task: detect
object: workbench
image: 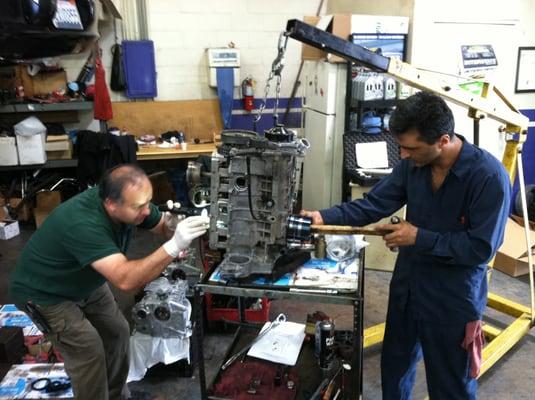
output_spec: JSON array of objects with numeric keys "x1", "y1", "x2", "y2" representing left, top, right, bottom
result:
[
  {"x1": 193, "y1": 252, "x2": 365, "y2": 399},
  {"x1": 136, "y1": 143, "x2": 216, "y2": 161}
]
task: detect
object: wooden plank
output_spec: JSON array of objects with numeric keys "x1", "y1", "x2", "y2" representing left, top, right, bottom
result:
[
  {"x1": 110, "y1": 100, "x2": 223, "y2": 143},
  {"x1": 311, "y1": 224, "x2": 391, "y2": 236},
  {"x1": 136, "y1": 143, "x2": 216, "y2": 160}
]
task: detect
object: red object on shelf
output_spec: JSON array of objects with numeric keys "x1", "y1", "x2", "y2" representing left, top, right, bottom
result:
[{"x1": 205, "y1": 293, "x2": 271, "y2": 324}]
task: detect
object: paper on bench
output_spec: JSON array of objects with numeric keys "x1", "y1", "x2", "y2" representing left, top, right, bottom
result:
[
  {"x1": 355, "y1": 141, "x2": 389, "y2": 168},
  {"x1": 247, "y1": 321, "x2": 306, "y2": 366}
]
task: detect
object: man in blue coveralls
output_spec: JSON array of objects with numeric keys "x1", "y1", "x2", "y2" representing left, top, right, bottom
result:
[{"x1": 302, "y1": 91, "x2": 511, "y2": 399}]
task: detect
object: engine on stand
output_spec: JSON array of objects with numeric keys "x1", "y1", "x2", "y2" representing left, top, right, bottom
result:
[
  {"x1": 208, "y1": 126, "x2": 309, "y2": 279},
  {"x1": 132, "y1": 274, "x2": 191, "y2": 339}
]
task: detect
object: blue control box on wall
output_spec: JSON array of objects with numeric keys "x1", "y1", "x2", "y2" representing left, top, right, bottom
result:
[{"x1": 122, "y1": 40, "x2": 157, "y2": 99}]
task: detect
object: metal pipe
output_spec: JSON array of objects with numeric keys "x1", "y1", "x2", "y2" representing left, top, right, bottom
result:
[{"x1": 516, "y1": 146, "x2": 535, "y2": 322}]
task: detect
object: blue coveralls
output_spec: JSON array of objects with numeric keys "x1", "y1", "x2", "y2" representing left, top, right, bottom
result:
[{"x1": 320, "y1": 136, "x2": 511, "y2": 399}]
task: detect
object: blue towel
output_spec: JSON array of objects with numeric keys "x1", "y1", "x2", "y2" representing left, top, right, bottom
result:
[{"x1": 216, "y1": 67, "x2": 234, "y2": 129}]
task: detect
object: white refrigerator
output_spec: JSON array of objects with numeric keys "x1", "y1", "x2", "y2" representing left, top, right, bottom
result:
[{"x1": 301, "y1": 60, "x2": 348, "y2": 211}]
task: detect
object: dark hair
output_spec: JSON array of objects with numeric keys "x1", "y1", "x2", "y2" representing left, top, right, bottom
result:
[
  {"x1": 98, "y1": 164, "x2": 148, "y2": 202},
  {"x1": 389, "y1": 91, "x2": 455, "y2": 144}
]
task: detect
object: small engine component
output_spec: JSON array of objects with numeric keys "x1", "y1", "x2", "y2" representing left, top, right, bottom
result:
[
  {"x1": 132, "y1": 277, "x2": 191, "y2": 338},
  {"x1": 315, "y1": 320, "x2": 335, "y2": 370}
]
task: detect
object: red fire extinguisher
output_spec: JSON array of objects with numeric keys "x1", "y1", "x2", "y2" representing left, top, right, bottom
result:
[{"x1": 241, "y1": 77, "x2": 255, "y2": 111}]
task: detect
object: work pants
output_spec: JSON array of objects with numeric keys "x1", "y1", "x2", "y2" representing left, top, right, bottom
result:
[
  {"x1": 20, "y1": 284, "x2": 130, "y2": 400},
  {"x1": 381, "y1": 300, "x2": 477, "y2": 400}
]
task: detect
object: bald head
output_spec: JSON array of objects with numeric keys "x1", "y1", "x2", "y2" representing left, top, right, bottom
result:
[{"x1": 98, "y1": 164, "x2": 149, "y2": 203}]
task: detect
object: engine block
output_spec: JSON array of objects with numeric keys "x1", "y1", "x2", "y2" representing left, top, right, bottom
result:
[{"x1": 209, "y1": 128, "x2": 308, "y2": 279}]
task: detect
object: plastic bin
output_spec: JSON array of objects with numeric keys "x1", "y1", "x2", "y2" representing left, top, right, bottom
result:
[{"x1": 205, "y1": 293, "x2": 270, "y2": 324}]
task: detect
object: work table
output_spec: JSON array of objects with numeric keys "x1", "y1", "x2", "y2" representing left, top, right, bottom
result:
[{"x1": 136, "y1": 143, "x2": 216, "y2": 160}]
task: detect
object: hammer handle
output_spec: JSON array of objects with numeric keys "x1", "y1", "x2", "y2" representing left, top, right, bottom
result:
[{"x1": 311, "y1": 224, "x2": 391, "y2": 236}]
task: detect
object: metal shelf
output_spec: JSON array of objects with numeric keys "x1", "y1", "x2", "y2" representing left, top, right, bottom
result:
[
  {"x1": 349, "y1": 98, "x2": 400, "y2": 109},
  {"x1": 0, "y1": 159, "x2": 77, "y2": 172},
  {"x1": 194, "y1": 251, "x2": 365, "y2": 399},
  {"x1": 0, "y1": 101, "x2": 93, "y2": 114}
]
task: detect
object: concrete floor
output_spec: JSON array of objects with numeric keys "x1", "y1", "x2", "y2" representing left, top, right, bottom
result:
[{"x1": 2, "y1": 223, "x2": 535, "y2": 399}]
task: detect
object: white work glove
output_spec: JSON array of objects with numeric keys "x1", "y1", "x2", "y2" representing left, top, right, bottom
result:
[
  {"x1": 163, "y1": 211, "x2": 185, "y2": 231},
  {"x1": 163, "y1": 200, "x2": 183, "y2": 231},
  {"x1": 163, "y1": 215, "x2": 210, "y2": 258}
]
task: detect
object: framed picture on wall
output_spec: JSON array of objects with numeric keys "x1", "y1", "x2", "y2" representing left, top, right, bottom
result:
[{"x1": 515, "y1": 47, "x2": 535, "y2": 93}]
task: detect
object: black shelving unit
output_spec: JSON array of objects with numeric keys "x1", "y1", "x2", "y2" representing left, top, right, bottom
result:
[
  {"x1": 0, "y1": 101, "x2": 93, "y2": 114},
  {"x1": 0, "y1": 159, "x2": 77, "y2": 172},
  {"x1": 342, "y1": 64, "x2": 403, "y2": 201},
  {"x1": 193, "y1": 250, "x2": 365, "y2": 400},
  {"x1": 350, "y1": 98, "x2": 400, "y2": 129}
]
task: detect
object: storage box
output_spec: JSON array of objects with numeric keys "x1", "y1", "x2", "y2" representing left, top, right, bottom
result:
[
  {"x1": 16, "y1": 133, "x2": 46, "y2": 165},
  {"x1": 0, "y1": 137, "x2": 18, "y2": 166},
  {"x1": 301, "y1": 14, "x2": 410, "y2": 63},
  {"x1": 6, "y1": 197, "x2": 32, "y2": 222},
  {"x1": 34, "y1": 191, "x2": 62, "y2": 228},
  {"x1": 0, "y1": 65, "x2": 67, "y2": 97},
  {"x1": 0, "y1": 219, "x2": 20, "y2": 240},
  {"x1": 205, "y1": 294, "x2": 270, "y2": 325},
  {"x1": 302, "y1": 14, "x2": 351, "y2": 63},
  {"x1": 45, "y1": 138, "x2": 73, "y2": 160},
  {"x1": 494, "y1": 217, "x2": 535, "y2": 277}
]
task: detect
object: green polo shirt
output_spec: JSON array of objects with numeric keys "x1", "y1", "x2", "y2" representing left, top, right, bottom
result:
[{"x1": 9, "y1": 186, "x2": 161, "y2": 305}]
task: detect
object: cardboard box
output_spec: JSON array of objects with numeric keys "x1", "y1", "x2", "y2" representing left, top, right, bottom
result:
[
  {"x1": 0, "y1": 137, "x2": 18, "y2": 166},
  {"x1": 301, "y1": 14, "x2": 410, "y2": 63},
  {"x1": 34, "y1": 191, "x2": 61, "y2": 228},
  {"x1": 0, "y1": 196, "x2": 9, "y2": 220},
  {"x1": 302, "y1": 14, "x2": 351, "y2": 63},
  {"x1": 0, "y1": 66, "x2": 20, "y2": 92},
  {"x1": 26, "y1": 70, "x2": 67, "y2": 97},
  {"x1": 0, "y1": 65, "x2": 67, "y2": 97},
  {"x1": 5, "y1": 197, "x2": 32, "y2": 222},
  {"x1": 0, "y1": 219, "x2": 20, "y2": 240},
  {"x1": 494, "y1": 217, "x2": 535, "y2": 277},
  {"x1": 16, "y1": 133, "x2": 46, "y2": 165},
  {"x1": 45, "y1": 138, "x2": 73, "y2": 160}
]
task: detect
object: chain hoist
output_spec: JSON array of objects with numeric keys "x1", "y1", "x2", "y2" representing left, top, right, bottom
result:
[{"x1": 254, "y1": 31, "x2": 290, "y2": 131}]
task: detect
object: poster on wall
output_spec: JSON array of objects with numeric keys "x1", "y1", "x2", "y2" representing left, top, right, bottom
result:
[
  {"x1": 515, "y1": 47, "x2": 535, "y2": 93},
  {"x1": 460, "y1": 44, "x2": 498, "y2": 77}
]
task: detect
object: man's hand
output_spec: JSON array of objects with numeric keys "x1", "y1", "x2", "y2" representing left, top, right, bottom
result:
[
  {"x1": 163, "y1": 216, "x2": 210, "y2": 257},
  {"x1": 377, "y1": 219, "x2": 418, "y2": 249},
  {"x1": 300, "y1": 209, "x2": 324, "y2": 225},
  {"x1": 163, "y1": 211, "x2": 185, "y2": 232}
]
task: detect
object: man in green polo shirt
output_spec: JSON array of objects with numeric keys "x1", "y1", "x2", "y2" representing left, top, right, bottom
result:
[{"x1": 9, "y1": 164, "x2": 209, "y2": 400}]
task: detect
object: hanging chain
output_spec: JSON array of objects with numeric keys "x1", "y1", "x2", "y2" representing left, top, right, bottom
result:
[{"x1": 254, "y1": 32, "x2": 289, "y2": 126}]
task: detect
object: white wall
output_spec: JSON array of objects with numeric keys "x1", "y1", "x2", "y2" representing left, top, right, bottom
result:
[
  {"x1": 62, "y1": 0, "x2": 326, "y2": 103},
  {"x1": 410, "y1": 0, "x2": 535, "y2": 158},
  {"x1": 58, "y1": 0, "x2": 535, "y2": 137}
]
